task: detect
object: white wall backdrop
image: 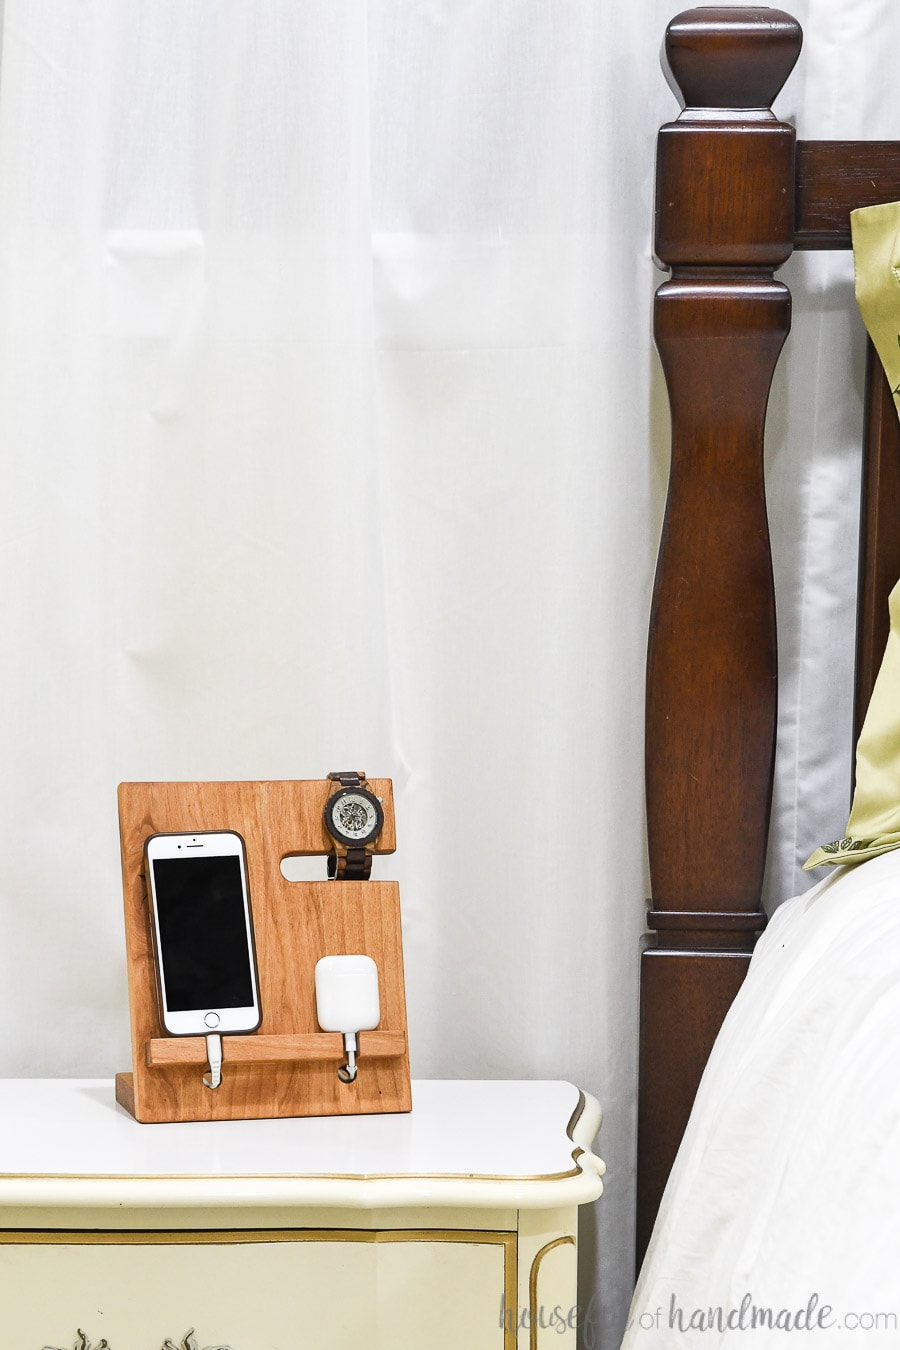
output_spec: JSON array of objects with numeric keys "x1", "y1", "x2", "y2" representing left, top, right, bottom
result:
[{"x1": 0, "y1": 1, "x2": 895, "y2": 1346}]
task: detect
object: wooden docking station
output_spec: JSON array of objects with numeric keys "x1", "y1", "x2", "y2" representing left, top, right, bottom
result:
[{"x1": 116, "y1": 777, "x2": 411, "y2": 1123}]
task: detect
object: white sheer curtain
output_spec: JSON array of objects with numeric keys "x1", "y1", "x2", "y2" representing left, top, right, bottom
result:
[
  {"x1": 0, "y1": 0, "x2": 891, "y2": 1345},
  {"x1": 764, "y1": 0, "x2": 900, "y2": 907}
]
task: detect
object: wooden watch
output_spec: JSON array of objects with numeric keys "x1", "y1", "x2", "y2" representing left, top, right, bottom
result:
[{"x1": 323, "y1": 771, "x2": 384, "y2": 880}]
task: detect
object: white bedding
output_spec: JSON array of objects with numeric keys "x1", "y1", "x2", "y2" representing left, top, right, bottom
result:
[{"x1": 623, "y1": 851, "x2": 900, "y2": 1346}]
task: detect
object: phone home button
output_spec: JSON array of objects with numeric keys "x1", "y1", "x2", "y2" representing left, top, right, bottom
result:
[{"x1": 204, "y1": 1011, "x2": 220, "y2": 1029}]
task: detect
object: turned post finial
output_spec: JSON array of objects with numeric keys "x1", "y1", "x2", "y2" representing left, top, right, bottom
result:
[
  {"x1": 664, "y1": 7, "x2": 802, "y2": 110},
  {"x1": 639, "y1": 4, "x2": 804, "y2": 1269}
]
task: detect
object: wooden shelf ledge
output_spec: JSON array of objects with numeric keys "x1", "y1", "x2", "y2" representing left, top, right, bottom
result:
[{"x1": 145, "y1": 1030, "x2": 406, "y2": 1069}]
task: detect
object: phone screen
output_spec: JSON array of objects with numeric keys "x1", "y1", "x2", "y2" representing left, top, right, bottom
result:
[{"x1": 152, "y1": 854, "x2": 255, "y2": 1012}]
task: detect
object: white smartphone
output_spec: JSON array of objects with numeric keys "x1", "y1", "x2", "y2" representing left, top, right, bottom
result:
[{"x1": 144, "y1": 830, "x2": 262, "y2": 1037}]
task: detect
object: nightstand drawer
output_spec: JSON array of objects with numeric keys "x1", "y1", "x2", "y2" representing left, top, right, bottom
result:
[{"x1": 1, "y1": 1229, "x2": 514, "y2": 1349}]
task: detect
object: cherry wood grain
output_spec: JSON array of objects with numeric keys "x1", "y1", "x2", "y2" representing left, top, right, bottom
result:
[
  {"x1": 656, "y1": 127, "x2": 795, "y2": 268},
  {"x1": 146, "y1": 1030, "x2": 407, "y2": 1068},
  {"x1": 649, "y1": 277, "x2": 787, "y2": 907},
  {"x1": 116, "y1": 779, "x2": 411, "y2": 1123},
  {"x1": 637, "y1": 949, "x2": 753, "y2": 1261},
  {"x1": 795, "y1": 142, "x2": 900, "y2": 250},
  {"x1": 640, "y1": 6, "x2": 800, "y2": 1267},
  {"x1": 664, "y1": 7, "x2": 801, "y2": 109}
]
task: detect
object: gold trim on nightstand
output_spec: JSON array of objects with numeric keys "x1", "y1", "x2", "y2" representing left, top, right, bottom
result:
[
  {"x1": 2, "y1": 1227, "x2": 516, "y2": 1246},
  {"x1": 1, "y1": 1164, "x2": 585, "y2": 1182},
  {"x1": 2, "y1": 1091, "x2": 594, "y2": 1188},
  {"x1": 528, "y1": 1235, "x2": 576, "y2": 1350}
]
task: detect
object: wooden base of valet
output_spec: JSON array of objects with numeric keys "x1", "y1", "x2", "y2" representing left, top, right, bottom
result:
[
  {"x1": 114, "y1": 1022, "x2": 410, "y2": 1123},
  {"x1": 117, "y1": 779, "x2": 411, "y2": 1124}
]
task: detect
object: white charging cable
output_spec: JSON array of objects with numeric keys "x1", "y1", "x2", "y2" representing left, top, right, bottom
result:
[
  {"x1": 315, "y1": 955, "x2": 380, "y2": 1085},
  {"x1": 203, "y1": 1032, "x2": 223, "y2": 1090},
  {"x1": 337, "y1": 1031, "x2": 359, "y2": 1083}
]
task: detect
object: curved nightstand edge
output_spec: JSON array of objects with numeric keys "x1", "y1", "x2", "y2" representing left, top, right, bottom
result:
[
  {"x1": 0, "y1": 1081, "x2": 606, "y2": 1215},
  {"x1": 0, "y1": 1167, "x2": 604, "y2": 1214},
  {"x1": 569, "y1": 1090, "x2": 603, "y2": 1161}
]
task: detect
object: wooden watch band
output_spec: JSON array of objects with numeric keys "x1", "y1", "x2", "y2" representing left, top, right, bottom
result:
[
  {"x1": 327, "y1": 845, "x2": 373, "y2": 881},
  {"x1": 325, "y1": 770, "x2": 377, "y2": 880}
]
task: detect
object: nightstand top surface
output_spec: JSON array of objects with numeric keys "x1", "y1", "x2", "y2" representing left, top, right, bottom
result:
[{"x1": 0, "y1": 1078, "x2": 605, "y2": 1212}]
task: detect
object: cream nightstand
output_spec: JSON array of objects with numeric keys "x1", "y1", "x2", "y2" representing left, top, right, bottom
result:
[{"x1": 0, "y1": 1079, "x2": 604, "y2": 1349}]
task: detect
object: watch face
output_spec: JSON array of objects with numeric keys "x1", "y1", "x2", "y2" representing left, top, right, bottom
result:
[{"x1": 325, "y1": 788, "x2": 384, "y2": 844}]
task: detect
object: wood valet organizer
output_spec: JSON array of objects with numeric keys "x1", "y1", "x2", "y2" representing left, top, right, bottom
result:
[{"x1": 116, "y1": 778, "x2": 411, "y2": 1123}]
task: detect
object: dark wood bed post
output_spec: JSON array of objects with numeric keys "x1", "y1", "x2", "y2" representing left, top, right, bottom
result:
[{"x1": 638, "y1": 8, "x2": 802, "y2": 1264}]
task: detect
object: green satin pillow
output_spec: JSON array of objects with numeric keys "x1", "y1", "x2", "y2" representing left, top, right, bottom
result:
[
  {"x1": 805, "y1": 577, "x2": 900, "y2": 869},
  {"x1": 805, "y1": 201, "x2": 900, "y2": 869}
]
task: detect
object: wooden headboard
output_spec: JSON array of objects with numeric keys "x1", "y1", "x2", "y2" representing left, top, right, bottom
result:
[{"x1": 639, "y1": 5, "x2": 900, "y2": 1263}]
